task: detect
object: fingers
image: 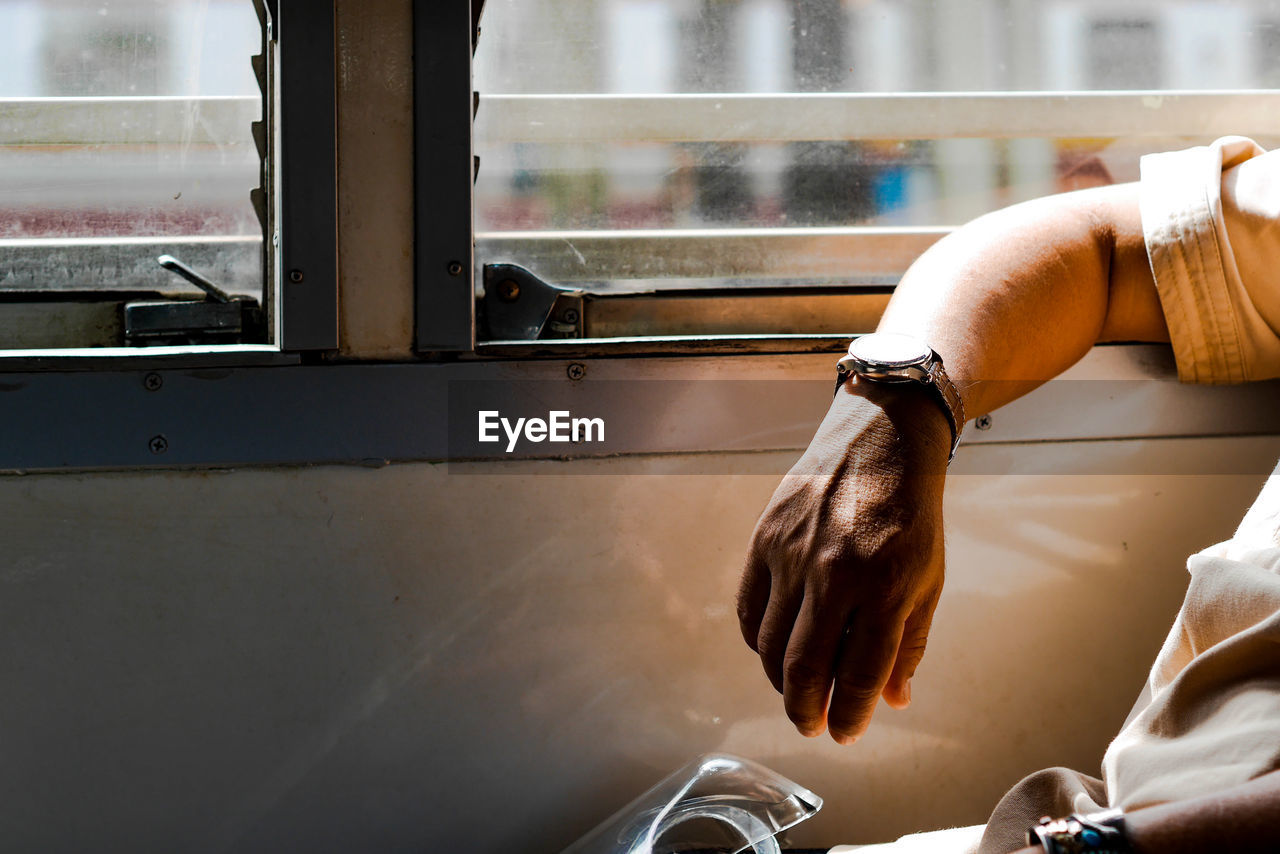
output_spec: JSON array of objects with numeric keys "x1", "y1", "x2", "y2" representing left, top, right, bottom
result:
[
  {"x1": 735, "y1": 552, "x2": 771, "y2": 652},
  {"x1": 781, "y1": 595, "x2": 848, "y2": 737},
  {"x1": 755, "y1": 587, "x2": 802, "y2": 695},
  {"x1": 883, "y1": 587, "x2": 940, "y2": 710},
  {"x1": 827, "y1": 608, "x2": 906, "y2": 744}
]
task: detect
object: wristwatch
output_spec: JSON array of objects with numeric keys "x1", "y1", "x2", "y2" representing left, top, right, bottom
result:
[
  {"x1": 1027, "y1": 809, "x2": 1131, "y2": 854},
  {"x1": 835, "y1": 333, "x2": 966, "y2": 460}
]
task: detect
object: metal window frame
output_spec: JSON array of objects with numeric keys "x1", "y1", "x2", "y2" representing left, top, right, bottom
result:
[
  {"x1": 0, "y1": 345, "x2": 1278, "y2": 473},
  {"x1": 5, "y1": 6, "x2": 1280, "y2": 470},
  {"x1": 476, "y1": 227, "x2": 949, "y2": 285},
  {"x1": 0, "y1": 96, "x2": 261, "y2": 145},
  {"x1": 413, "y1": 0, "x2": 477, "y2": 354},
  {"x1": 277, "y1": 0, "x2": 339, "y2": 352},
  {"x1": 476, "y1": 90, "x2": 1280, "y2": 143}
]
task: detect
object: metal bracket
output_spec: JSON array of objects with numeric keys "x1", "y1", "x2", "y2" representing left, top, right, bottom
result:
[
  {"x1": 481, "y1": 264, "x2": 584, "y2": 341},
  {"x1": 123, "y1": 256, "x2": 265, "y2": 346}
]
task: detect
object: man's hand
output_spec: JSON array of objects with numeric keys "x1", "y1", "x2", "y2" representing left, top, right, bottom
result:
[
  {"x1": 737, "y1": 378, "x2": 951, "y2": 743},
  {"x1": 736, "y1": 183, "x2": 1162, "y2": 744}
]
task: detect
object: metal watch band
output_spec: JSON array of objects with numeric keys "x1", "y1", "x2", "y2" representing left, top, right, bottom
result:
[
  {"x1": 924, "y1": 359, "x2": 966, "y2": 452},
  {"x1": 835, "y1": 350, "x2": 966, "y2": 461},
  {"x1": 1027, "y1": 810, "x2": 1131, "y2": 854}
]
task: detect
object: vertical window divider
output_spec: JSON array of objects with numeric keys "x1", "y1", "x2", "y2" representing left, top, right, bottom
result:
[
  {"x1": 413, "y1": 0, "x2": 478, "y2": 354},
  {"x1": 277, "y1": 0, "x2": 339, "y2": 352}
]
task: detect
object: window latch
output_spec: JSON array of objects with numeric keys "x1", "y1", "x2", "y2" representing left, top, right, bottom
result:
[
  {"x1": 480, "y1": 264, "x2": 584, "y2": 341},
  {"x1": 122, "y1": 255, "x2": 266, "y2": 346}
]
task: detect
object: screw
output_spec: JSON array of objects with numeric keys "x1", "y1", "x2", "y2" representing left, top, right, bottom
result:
[
  {"x1": 148, "y1": 435, "x2": 169, "y2": 455},
  {"x1": 567, "y1": 363, "x2": 586, "y2": 381},
  {"x1": 562, "y1": 308, "x2": 580, "y2": 325},
  {"x1": 143, "y1": 373, "x2": 163, "y2": 392},
  {"x1": 497, "y1": 279, "x2": 520, "y2": 302},
  {"x1": 447, "y1": 261, "x2": 465, "y2": 276},
  {"x1": 974, "y1": 414, "x2": 993, "y2": 431},
  {"x1": 289, "y1": 269, "x2": 304, "y2": 283}
]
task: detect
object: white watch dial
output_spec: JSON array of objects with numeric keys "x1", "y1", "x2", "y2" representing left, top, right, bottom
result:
[{"x1": 849, "y1": 333, "x2": 932, "y2": 368}]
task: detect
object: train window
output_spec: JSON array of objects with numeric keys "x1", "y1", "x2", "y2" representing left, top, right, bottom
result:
[
  {"x1": 0, "y1": 0, "x2": 269, "y2": 351},
  {"x1": 0, "y1": 0, "x2": 335, "y2": 357},
  {"x1": 471, "y1": 0, "x2": 1280, "y2": 344}
]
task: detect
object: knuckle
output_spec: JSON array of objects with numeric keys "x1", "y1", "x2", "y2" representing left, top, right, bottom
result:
[
  {"x1": 815, "y1": 539, "x2": 862, "y2": 573},
  {"x1": 814, "y1": 545, "x2": 915, "y2": 600},
  {"x1": 755, "y1": 633, "x2": 784, "y2": 666},
  {"x1": 833, "y1": 673, "x2": 883, "y2": 707},
  {"x1": 898, "y1": 634, "x2": 929, "y2": 659},
  {"x1": 782, "y1": 654, "x2": 829, "y2": 692}
]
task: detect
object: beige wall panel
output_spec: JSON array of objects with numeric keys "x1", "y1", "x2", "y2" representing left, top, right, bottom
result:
[
  {"x1": 0, "y1": 438, "x2": 1275, "y2": 851},
  {"x1": 335, "y1": 0, "x2": 415, "y2": 359}
]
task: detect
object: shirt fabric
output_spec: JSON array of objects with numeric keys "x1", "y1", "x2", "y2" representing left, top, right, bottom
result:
[{"x1": 835, "y1": 137, "x2": 1280, "y2": 854}]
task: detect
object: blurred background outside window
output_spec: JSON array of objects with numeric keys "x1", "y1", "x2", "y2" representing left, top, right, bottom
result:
[
  {"x1": 0, "y1": 0, "x2": 263, "y2": 299},
  {"x1": 474, "y1": 0, "x2": 1280, "y2": 292},
  {"x1": 4, "y1": 2, "x2": 1279, "y2": 309}
]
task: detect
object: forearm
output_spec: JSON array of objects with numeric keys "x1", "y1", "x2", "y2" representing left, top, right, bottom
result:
[
  {"x1": 1012, "y1": 768, "x2": 1280, "y2": 854},
  {"x1": 879, "y1": 182, "x2": 1168, "y2": 419},
  {"x1": 1126, "y1": 769, "x2": 1280, "y2": 854},
  {"x1": 739, "y1": 183, "x2": 1172, "y2": 742}
]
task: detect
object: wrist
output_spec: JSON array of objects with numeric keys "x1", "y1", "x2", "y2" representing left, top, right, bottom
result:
[
  {"x1": 825, "y1": 374, "x2": 953, "y2": 473},
  {"x1": 835, "y1": 333, "x2": 965, "y2": 460},
  {"x1": 1027, "y1": 809, "x2": 1132, "y2": 854}
]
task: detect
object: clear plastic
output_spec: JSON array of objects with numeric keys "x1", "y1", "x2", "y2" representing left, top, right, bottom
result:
[{"x1": 563, "y1": 753, "x2": 823, "y2": 854}]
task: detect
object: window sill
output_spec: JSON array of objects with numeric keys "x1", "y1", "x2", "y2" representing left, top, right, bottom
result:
[{"x1": 0, "y1": 345, "x2": 297, "y2": 373}]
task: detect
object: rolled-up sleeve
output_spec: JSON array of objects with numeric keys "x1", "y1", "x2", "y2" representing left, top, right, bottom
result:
[{"x1": 1141, "y1": 136, "x2": 1280, "y2": 383}]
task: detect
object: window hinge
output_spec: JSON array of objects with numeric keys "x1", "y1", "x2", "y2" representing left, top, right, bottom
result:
[{"x1": 480, "y1": 264, "x2": 584, "y2": 341}]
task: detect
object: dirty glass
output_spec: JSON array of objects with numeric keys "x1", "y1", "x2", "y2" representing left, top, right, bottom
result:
[
  {"x1": 474, "y1": 0, "x2": 1280, "y2": 290},
  {"x1": 0, "y1": 0, "x2": 264, "y2": 300}
]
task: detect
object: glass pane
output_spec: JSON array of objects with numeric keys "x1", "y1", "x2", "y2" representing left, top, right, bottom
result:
[
  {"x1": 478, "y1": 134, "x2": 1280, "y2": 234},
  {"x1": 476, "y1": 0, "x2": 1280, "y2": 95},
  {"x1": 0, "y1": 0, "x2": 263, "y2": 301},
  {"x1": 474, "y1": 0, "x2": 1280, "y2": 308}
]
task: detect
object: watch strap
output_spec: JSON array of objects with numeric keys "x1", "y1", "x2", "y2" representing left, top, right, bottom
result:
[
  {"x1": 924, "y1": 359, "x2": 965, "y2": 455},
  {"x1": 1027, "y1": 809, "x2": 1130, "y2": 854},
  {"x1": 835, "y1": 350, "x2": 966, "y2": 461}
]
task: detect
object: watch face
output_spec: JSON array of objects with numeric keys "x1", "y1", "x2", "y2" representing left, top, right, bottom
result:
[{"x1": 849, "y1": 333, "x2": 932, "y2": 368}]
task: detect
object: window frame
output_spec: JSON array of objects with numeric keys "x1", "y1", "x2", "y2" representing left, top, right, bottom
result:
[
  {"x1": 277, "y1": 0, "x2": 339, "y2": 352},
  {"x1": 460, "y1": 2, "x2": 1280, "y2": 353},
  {"x1": 466, "y1": 89, "x2": 1280, "y2": 352},
  {"x1": 3, "y1": 1, "x2": 1280, "y2": 474},
  {"x1": 413, "y1": 0, "x2": 478, "y2": 354},
  {"x1": 0, "y1": 0, "x2": 338, "y2": 362}
]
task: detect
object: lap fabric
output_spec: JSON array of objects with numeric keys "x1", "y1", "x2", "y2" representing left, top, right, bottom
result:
[{"x1": 976, "y1": 466, "x2": 1280, "y2": 853}]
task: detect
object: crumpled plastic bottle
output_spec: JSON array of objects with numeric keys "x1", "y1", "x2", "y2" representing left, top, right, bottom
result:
[{"x1": 562, "y1": 753, "x2": 824, "y2": 854}]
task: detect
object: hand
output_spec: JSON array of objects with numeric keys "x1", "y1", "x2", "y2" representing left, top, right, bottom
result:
[{"x1": 737, "y1": 377, "x2": 951, "y2": 743}]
